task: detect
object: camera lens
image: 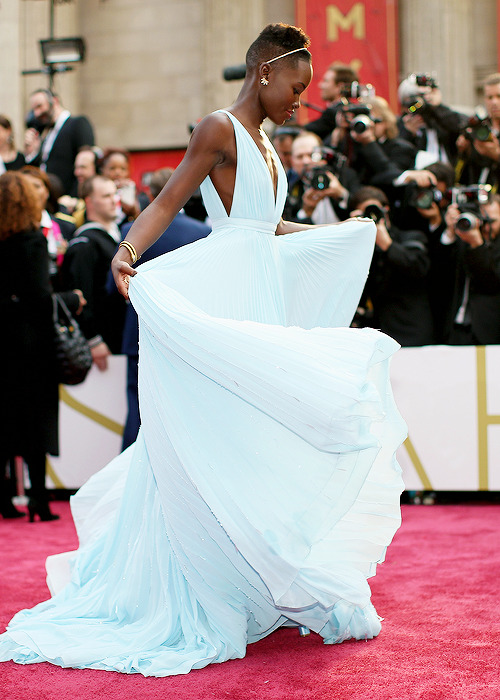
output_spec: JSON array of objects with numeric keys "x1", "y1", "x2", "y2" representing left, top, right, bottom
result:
[
  {"x1": 474, "y1": 124, "x2": 491, "y2": 142},
  {"x1": 310, "y1": 172, "x2": 329, "y2": 190},
  {"x1": 350, "y1": 115, "x2": 371, "y2": 134},
  {"x1": 415, "y1": 190, "x2": 435, "y2": 209},
  {"x1": 455, "y1": 213, "x2": 477, "y2": 232}
]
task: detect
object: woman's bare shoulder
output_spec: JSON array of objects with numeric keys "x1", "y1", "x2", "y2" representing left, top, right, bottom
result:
[{"x1": 188, "y1": 111, "x2": 234, "y2": 151}]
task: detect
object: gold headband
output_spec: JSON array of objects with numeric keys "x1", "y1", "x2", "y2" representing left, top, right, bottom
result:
[{"x1": 265, "y1": 47, "x2": 310, "y2": 64}]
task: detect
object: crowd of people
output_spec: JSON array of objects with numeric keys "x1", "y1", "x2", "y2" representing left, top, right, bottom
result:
[
  {"x1": 275, "y1": 64, "x2": 500, "y2": 348},
  {"x1": 2, "y1": 65, "x2": 499, "y2": 518},
  {"x1": 0, "y1": 88, "x2": 210, "y2": 521}
]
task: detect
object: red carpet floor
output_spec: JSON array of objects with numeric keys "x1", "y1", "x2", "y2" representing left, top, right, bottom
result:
[{"x1": 1, "y1": 503, "x2": 499, "y2": 700}]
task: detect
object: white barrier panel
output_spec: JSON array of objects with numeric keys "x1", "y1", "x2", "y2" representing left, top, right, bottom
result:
[
  {"x1": 47, "y1": 357, "x2": 127, "y2": 490},
  {"x1": 47, "y1": 348, "x2": 500, "y2": 491},
  {"x1": 392, "y1": 345, "x2": 500, "y2": 492}
]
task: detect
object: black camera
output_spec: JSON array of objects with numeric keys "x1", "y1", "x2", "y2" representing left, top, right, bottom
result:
[
  {"x1": 414, "y1": 73, "x2": 438, "y2": 89},
  {"x1": 463, "y1": 107, "x2": 492, "y2": 142},
  {"x1": 363, "y1": 203, "x2": 385, "y2": 224},
  {"x1": 452, "y1": 184, "x2": 491, "y2": 231},
  {"x1": 402, "y1": 74, "x2": 438, "y2": 119},
  {"x1": 340, "y1": 102, "x2": 375, "y2": 134},
  {"x1": 407, "y1": 186, "x2": 447, "y2": 210},
  {"x1": 304, "y1": 147, "x2": 347, "y2": 190}
]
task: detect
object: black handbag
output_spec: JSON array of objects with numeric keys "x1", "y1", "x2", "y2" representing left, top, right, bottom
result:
[{"x1": 52, "y1": 294, "x2": 92, "y2": 385}]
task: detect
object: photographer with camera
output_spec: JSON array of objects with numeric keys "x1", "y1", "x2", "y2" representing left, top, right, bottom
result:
[
  {"x1": 304, "y1": 64, "x2": 359, "y2": 140},
  {"x1": 338, "y1": 96, "x2": 438, "y2": 227},
  {"x1": 283, "y1": 131, "x2": 360, "y2": 224},
  {"x1": 397, "y1": 73, "x2": 466, "y2": 168},
  {"x1": 350, "y1": 186, "x2": 434, "y2": 346},
  {"x1": 405, "y1": 161, "x2": 455, "y2": 236},
  {"x1": 455, "y1": 73, "x2": 500, "y2": 189},
  {"x1": 436, "y1": 189, "x2": 500, "y2": 345}
]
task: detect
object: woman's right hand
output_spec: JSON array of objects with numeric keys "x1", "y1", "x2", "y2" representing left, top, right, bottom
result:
[{"x1": 112, "y1": 256, "x2": 137, "y2": 300}]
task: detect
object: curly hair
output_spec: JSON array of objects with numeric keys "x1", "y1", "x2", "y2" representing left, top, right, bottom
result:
[
  {"x1": 246, "y1": 23, "x2": 311, "y2": 70},
  {"x1": 0, "y1": 172, "x2": 42, "y2": 240}
]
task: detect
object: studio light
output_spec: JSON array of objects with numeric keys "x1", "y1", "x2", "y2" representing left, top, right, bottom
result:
[{"x1": 40, "y1": 37, "x2": 86, "y2": 65}]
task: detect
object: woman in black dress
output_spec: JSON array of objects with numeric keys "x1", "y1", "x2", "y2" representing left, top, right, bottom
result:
[{"x1": 0, "y1": 172, "x2": 82, "y2": 521}]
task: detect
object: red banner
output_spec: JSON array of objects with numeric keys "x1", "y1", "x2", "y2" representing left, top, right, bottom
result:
[{"x1": 295, "y1": 0, "x2": 399, "y2": 119}]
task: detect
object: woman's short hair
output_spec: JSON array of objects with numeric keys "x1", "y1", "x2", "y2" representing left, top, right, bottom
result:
[
  {"x1": 246, "y1": 23, "x2": 311, "y2": 70},
  {"x1": 0, "y1": 172, "x2": 42, "y2": 240}
]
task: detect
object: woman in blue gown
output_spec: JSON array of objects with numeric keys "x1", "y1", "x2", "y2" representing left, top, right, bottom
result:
[{"x1": 0, "y1": 23, "x2": 406, "y2": 677}]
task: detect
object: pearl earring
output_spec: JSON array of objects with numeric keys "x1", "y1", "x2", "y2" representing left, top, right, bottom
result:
[{"x1": 260, "y1": 77, "x2": 269, "y2": 86}]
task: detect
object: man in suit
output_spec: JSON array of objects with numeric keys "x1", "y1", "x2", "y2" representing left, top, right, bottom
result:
[
  {"x1": 397, "y1": 73, "x2": 466, "y2": 168},
  {"x1": 119, "y1": 168, "x2": 211, "y2": 449},
  {"x1": 62, "y1": 175, "x2": 125, "y2": 370},
  {"x1": 455, "y1": 73, "x2": 500, "y2": 190},
  {"x1": 437, "y1": 193, "x2": 500, "y2": 345},
  {"x1": 24, "y1": 88, "x2": 95, "y2": 196},
  {"x1": 350, "y1": 186, "x2": 435, "y2": 347},
  {"x1": 283, "y1": 130, "x2": 360, "y2": 224}
]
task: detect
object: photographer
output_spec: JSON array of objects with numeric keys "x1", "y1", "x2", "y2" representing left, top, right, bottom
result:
[
  {"x1": 304, "y1": 64, "x2": 359, "y2": 140},
  {"x1": 342, "y1": 97, "x2": 438, "y2": 226},
  {"x1": 405, "y1": 161, "x2": 455, "y2": 238},
  {"x1": 283, "y1": 131, "x2": 360, "y2": 224},
  {"x1": 397, "y1": 73, "x2": 466, "y2": 167},
  {"x1": 437, "y1": 191, "x2": 500, "y2": 345},
  {"x1": 350, "y1": 186, "x2": 434, "y2": 346},
  {"x1": 455, "y1": 73, "x2": 500, "y2": 189}
]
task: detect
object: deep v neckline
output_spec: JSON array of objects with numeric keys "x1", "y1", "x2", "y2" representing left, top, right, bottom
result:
[{"x1": 224, "y1": 110, "x2": 279, "y2": 207}]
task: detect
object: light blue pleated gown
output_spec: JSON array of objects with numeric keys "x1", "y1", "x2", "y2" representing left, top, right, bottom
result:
[{"x1": 0, "y1": 110, "x2": 406, "y2": 676}]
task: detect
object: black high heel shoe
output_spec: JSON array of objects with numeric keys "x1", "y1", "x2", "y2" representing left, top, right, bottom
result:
[{"x1": 27, "y1": 499, "x2": 60, "y2": 522}]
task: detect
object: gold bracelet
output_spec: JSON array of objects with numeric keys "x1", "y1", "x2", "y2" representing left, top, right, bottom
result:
[{"x1": 119, "y1": 240, "x2": 141, "y2": 264}]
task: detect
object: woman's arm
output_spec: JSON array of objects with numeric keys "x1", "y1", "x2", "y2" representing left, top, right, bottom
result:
[
  {"x1": 276, "y1": 216, "x2": 370, "y2": 235},
  {"x1": 112, "y1": 113, "x2": 232, "y2": 297}
]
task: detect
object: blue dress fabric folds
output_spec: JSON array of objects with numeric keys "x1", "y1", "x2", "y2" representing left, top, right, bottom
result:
[{"x1": 0, "y1": 111, "x2": 406, "y2": 676}]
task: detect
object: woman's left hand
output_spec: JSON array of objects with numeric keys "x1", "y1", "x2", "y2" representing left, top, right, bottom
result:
[{"x1": 112, "y1": 256, "x2": 137, "y2": 300}]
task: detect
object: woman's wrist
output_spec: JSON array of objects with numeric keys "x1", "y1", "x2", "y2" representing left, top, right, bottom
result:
[{"x1": 118, "y1": 240, "x2": 141, "y2": 264}]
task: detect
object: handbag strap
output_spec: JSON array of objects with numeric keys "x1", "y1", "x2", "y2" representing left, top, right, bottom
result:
[{"x1": 53, "y1": 293, "x2": 74, "y2": 324}]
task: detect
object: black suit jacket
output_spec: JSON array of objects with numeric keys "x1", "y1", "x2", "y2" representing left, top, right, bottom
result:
[
  {"x1": 35, "y1": 115, "x2": 94, "y2": 196},
  {"x1": 360, "y1": 226, "x2": 435, "y2": 346},
  {"x1": 62, "y1": 223, "x2": 125, "y2": 352},
  {"x1": 304, "y1": 102, "x2": 343, "y2": 140},
  {"x1": 437, "y1": 235, "x2": 500, "y2": 344},
  {"x1": 397, "y1": 104, "x2": 467, "y2": 166}
]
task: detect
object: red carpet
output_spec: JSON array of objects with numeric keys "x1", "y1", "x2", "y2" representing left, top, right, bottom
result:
[{"x1": 1, "y1": 503, "x2": 499, "y2": 700}]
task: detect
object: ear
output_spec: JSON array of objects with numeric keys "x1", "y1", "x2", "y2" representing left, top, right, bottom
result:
[{"x1": 259, "y1": 63, "x2": 271, "y2": 84}]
